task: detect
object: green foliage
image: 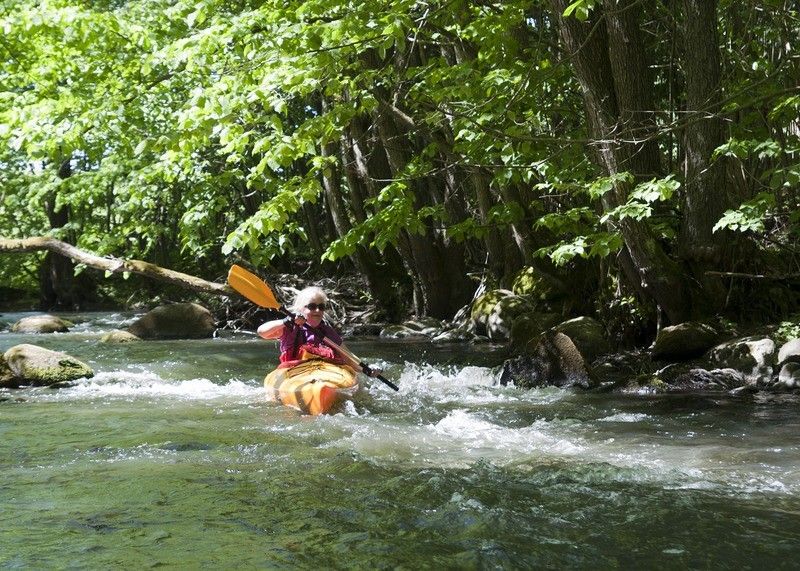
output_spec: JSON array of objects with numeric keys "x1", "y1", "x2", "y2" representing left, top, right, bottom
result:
[
  {"x1": 0, "y1": 0, "x2": 797, "y2": 321},
  {"x1": 600, "y1": 175, "x2": 680, "y2": 224},
  {"x1": 562, "y1": 0, "x2": 598, "y2": 21},
  {"x1": 775, "y1": 316, "x2": 800, "y2": 344},
  {"x1": 535, "y1": 232, "x2": 624, "y2": 267},
  {"x1": 713, "y1": 193, "x2": 776, "y2": 233}
]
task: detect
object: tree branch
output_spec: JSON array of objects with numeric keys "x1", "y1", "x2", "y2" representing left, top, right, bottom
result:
[{"x1": 0, "y1": 237, "x2": 236, "y2": 297}]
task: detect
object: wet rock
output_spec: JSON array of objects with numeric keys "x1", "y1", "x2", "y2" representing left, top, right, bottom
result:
[
  {"x1": 2, "y1": 343, "x2": 93, "y2": 387},
  {"x1": 99, "y1": 330, "x2": 141, "y2": 343},
  {"x1": 776, "y1": 363, "x2": 800, "y2": 390},
  {"x1": 500, "y1": 332, "x2": 591, "y2": 389},
  {"x1": 651, "y1": 322, "x2": 721, "y2": 360},
  {"x1": 777, "y1": 339, "x2": 800, "y2": 366},
  {"x1": 554, "y1": 316, "x2": 612, "y2": 363},
  {"x1": 667, "y1": 368, "x2": 748, "y2": 392},
  {"x1": 509, "y1": 312, "x2": 560, "y2": 349},
  {"x1": 126, "y1": 302, "x2": 215, "y2": 339},
  {"x1": 11, "y1": 315, "x2": 72, "y2": 334},
  {"x1": 707, "y1": 336, "x2": 775, "y2": 382}
]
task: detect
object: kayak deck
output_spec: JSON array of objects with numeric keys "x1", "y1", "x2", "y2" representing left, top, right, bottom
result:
[{"x1": 264, "y1": 359, "x2": 358, "y2": 415}]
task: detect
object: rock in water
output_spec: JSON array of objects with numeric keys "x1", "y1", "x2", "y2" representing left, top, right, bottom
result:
[
  {"x1": 2, "y1": 344, "x2": 93, "y2": 387},
  {"x1": 126, "y1": 303, "x2": 215, "y2": 339},
  {"x1": 11, "y1": 315, "x2": 71, "y2": 333}
]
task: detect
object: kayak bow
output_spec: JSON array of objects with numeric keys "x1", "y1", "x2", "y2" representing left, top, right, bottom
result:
[{"x1": 264, "y1": 358, "x2": 358, "y2": 415}]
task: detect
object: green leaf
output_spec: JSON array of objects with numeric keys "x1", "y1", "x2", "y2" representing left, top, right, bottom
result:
[{"x1": 713, "y1": 192, "x2": 776, "y2": 233}]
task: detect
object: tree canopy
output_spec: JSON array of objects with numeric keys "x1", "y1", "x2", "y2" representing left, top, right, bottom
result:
[{"x1": 1, "y1": 0, "x2": 798, "y2": 329}]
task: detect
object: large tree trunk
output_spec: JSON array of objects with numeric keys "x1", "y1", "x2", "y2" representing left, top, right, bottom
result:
[
  {"x1": 371, "y1": 98, "x2": 473, "y2": 318},
  {"x1": 677, "y1": 0, "x2": 733, "y2": 315},
  {"x1": 551, "y1": 0, "x2": 690, "y2": 324},
  {"x1": 319, "y1": 105, "x2": 407, "y2": 321},
  {"x1": 679, "y1": 0, "x2": 730, "y2": 265}
]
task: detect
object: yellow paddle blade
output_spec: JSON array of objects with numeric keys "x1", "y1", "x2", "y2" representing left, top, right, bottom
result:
[{"x1": 227, "y1": 264, "x2": 282, "y2": 309}]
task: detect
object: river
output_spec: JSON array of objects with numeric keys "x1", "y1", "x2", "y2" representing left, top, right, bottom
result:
[{"x1": 2, "y1": 311, "x2": 800, "y2": 568}]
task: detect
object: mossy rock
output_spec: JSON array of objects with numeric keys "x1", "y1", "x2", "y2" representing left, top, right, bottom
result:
[
  {"x1": 11, "y1": 315, "x2": 72, "y2": 334},
  {"x1": 3, "y1": 344, "x2": 94, "y2": 387},
  {"x1": 554, "y1": 316, "x2": 612, "y2": 362},
  {"x1": 470, "y1": 289, "x2": 515, "y2": 336},
  {"x1": 99, "y1": 330, "x2": 141, "y2": 343},
  {"x1": 471, "y1": 289, "x2": 515, "y2": 322},
  {"x1": 0, "y1": 356, "x2": 16, "y2": 388},
  {"x1": 511, "y1": 267, "x2": 563, "y2": 302},
  {"x1": 126, "y1": 302, "x2": 215, "y2": 339},
  {"x1": 509, "y1": 312, "x2": 561, "y2": 350},
  {"x1": 486, "y1": 295, "x2": 534, "y2": 341},
  {"x1": 651, "y1": 322, "x2": 721, "y2": 360}
]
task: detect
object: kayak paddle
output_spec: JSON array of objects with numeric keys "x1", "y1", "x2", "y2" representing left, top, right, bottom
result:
[{"x1": 227, "y1": 264, "x2": 399, "y2": 391}]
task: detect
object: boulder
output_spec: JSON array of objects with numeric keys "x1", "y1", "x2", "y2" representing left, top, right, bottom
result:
[
  {"x1": 11, "y1": 315, "x2": 71, "y2": 334},
  {"x1": 651, "y1": 322, "x2": 720, "y2": 360},
  {"x1": 509, "y1": 312, "x2": 560, "y2": 349},
  {"x1": 500, "y1": 331, "x2": 591, "y2": 389},
  {"x1": 553, "y1": 316, "x2": 612, "y2": 363},
  {"x1": 707, "y1": 336, "x2": 775, "y2": 382},
  {"x1": 2, "y1": 344, "x2": 93, "y2": 387},
  {"x1": 776, "y1": 363, "x2": 800, "y2": 390},
  {"x1": 99, "y1": 330, "x2": 141, "y2": 343},
  {"x1": 126, "y1": 303, "x2": 215, "y2": 339},
  {"x1": 511, "y1": 266, "x2": 565, "y2": 303},
  {"x1": 487, "y1": 295, "x2": 533, "y2": 341},
  {"x1": 777, "y1": 339, "x2": 800, "y2": 366},
  {"x1": 470, "y1": 289, "x2": 515, "y2": 336},
  {"x1": 667, "y1": 367, "x2": 748, "y2": 392}
]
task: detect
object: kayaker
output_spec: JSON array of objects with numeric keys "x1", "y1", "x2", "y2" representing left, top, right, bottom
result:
[{"x1": 257, "y1": 286, "x2": 366, "y2": 367}]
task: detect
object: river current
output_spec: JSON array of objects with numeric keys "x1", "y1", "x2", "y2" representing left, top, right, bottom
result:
[{"x1": 2, "y1": 312, "x2": 800, "y2": 568}]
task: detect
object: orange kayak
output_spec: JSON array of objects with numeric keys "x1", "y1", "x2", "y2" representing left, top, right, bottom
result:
[{"x1": 264, "y1": 358, "x2": 359, "y2": 415}]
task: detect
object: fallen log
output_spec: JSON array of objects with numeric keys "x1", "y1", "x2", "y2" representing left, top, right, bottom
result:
[{"x1": 0, "y1": 237, "x2": 235, "y2": 297}]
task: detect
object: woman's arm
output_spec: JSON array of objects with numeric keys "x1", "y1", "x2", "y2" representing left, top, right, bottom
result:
[
  {"x1": 257, "y1": 319, "x2": 286, "y2": 339},
  {"x1": 257, "y1": 315, "x2": 306, "y2": 339}
]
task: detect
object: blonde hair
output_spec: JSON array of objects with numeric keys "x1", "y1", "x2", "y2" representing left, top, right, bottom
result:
[{"x1": 291, "y1": 286, "x2": 328, "y2": 313}]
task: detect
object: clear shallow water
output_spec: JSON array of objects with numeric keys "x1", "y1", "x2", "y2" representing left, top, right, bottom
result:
[{"x1": 2, "y1": 312, "x2": 800, "y2": 568}]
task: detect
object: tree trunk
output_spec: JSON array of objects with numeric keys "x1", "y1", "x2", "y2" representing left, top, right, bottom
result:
[
  {"x1": 1, "y1": 237, "x2": 234, "y2": 297},
  {"x1": 322, "y1": 119, "x2": 403, "y2": 321},
  {"x1": 679, "y1": 0, "x2": 730, "y2": 266},
  {"x1": 39, "y1": 158, "x2": 82, "y2": 309},
  {"x1": 551, "y1": 0, "x2": 690, "y2": 324}
]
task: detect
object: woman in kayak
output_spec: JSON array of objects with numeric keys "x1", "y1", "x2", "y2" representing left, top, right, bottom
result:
[{"x1": 257, "y1": 286, "x2": 344, "y2": 363}]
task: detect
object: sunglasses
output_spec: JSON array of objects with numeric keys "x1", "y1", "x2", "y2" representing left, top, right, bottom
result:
[{"x1": 305, "y1": 303, "x2": 326, "y2": 311}]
